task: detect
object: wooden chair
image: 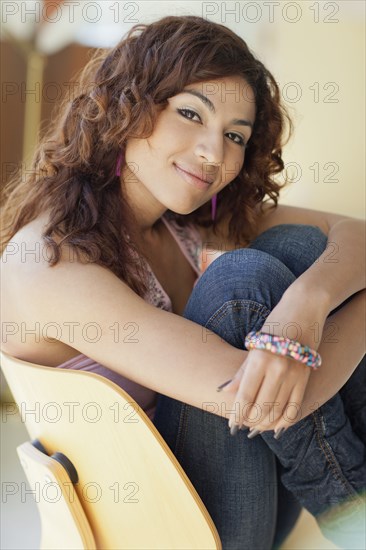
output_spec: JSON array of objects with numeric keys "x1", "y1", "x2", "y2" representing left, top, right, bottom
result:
[{"x1": 0, "y1": 351, "x2": 221, "y2": 549}]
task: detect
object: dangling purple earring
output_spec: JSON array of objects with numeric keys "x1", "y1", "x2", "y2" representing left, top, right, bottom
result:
[
  {"x1": 115, "y1": 151, "x2": 124, "y2": 177},
  {"x1": 211, "y1": 194, "x2": 217, "y2": 221}
]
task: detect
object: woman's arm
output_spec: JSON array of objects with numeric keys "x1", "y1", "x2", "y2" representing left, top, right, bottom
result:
[
  {"x1": 218, "y1": 208, "x2": 365, "y2": 432},
  {"x1": 203, "y1": 204, "x2": 365, "y2": 311},
  {"x1": 253, "y1": 204, "x2": 365, "y2": 311},
  {"x1": 5, "y1": 222, "x2": 364, "y2": 431},
  {"x1": 288, "y1": 217, "x2": 365, "y2": 313},
  {"x1": 223, "y1": 287, "x2": 365, "y2": 432},
  {"x1": 10, "y1": 244, "x2": 247, "y2": 417}
]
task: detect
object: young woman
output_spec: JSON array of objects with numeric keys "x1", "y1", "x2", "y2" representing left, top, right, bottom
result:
[{"x1": 1, "y1": 15, "x2": 365, "y2": 549}]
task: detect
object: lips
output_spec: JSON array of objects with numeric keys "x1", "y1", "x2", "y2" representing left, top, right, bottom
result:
[{"x1": 174, "y1": 163, "x2": 216, "y2": 189}]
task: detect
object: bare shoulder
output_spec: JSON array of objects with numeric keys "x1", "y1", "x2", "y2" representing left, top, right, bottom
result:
[
  {"x1": 1, "y1": 215, "x2": 152, "y2": 360},
  {"x1": 1, "y1": 214, "x2": 54, "y2": 282},
  {"x1": 1, "y1": 215, "x2": 146, "y2": 314}
]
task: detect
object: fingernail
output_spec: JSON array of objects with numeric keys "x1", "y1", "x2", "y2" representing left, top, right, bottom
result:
[
  {"x1": 217, "y1": 379, "x2": 233, "y2": 392},
  {"x1": 247, "y1": 428, "x2": 261, "y2": 439},
  {"x1": 230, "y1": 424, "x2": 239, "y2": 436},
  {"x1": 274, "y1": 427, "x2": 285, "y2": 440}
]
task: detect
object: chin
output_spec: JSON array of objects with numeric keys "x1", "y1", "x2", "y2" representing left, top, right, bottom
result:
[
  {"x1": 171, "y1": 204, "x2": 205, "y2": 217},
  {"x1": 163, "y1": 191, "x2": 208, "y2": 217}
]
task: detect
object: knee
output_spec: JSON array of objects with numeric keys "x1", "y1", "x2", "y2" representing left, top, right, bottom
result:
[
  {"x1": 250, "y1": 224, "x2": 328, "y2": 277},
  {"x1": 193, "y1": 248, "x2": 296, "y2": 309},
  {"x1": 209, "y1": 246, "x2": 295, "y2": 281},
  {"x1": 252, "y1": 223, "x2": 327, "y2": 251},
  {"x1": 272, "y1": 223, "x2": 325, "y2": 241},
  {"x1": 183, "y1": 249, "x2": 296, "y2": 345}
]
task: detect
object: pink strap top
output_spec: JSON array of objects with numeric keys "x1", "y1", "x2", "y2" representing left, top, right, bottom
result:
[{"x1": 56, "y1": 214, "x2": 203, "y2": 421}]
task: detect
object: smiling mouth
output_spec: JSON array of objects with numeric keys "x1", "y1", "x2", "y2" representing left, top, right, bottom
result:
[{"x1": 173, "y1": 163, "x2": 215, "y2": 190}]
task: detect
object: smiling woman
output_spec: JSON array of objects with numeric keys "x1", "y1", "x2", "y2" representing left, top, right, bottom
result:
[
  {"x1": 122, "y1": 76, "x2": 256, "y2": 223},
  {"x1": 1, "y1": 15, "x2": 365, "y2": 550}
]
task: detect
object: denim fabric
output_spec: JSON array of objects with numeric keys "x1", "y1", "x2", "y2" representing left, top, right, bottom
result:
[{"x1": 153, "y1": 224, "x2": 366, "y2": 550}]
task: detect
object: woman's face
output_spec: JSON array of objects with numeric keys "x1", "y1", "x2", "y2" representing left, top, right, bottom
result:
[{"x1": 122, "y1": 75, "x2": 256, "y2": 215}]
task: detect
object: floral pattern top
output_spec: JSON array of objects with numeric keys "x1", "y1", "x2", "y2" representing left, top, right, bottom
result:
[{"x1": 142, "y1": 212, "x2": 203, "y2": 311}]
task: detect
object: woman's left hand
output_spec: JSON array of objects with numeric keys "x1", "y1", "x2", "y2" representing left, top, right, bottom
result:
[
  {"x1": 224, "y1": 348, "x2": 312, "y2": 434},
  {"x1": 221, "y1": 284, "x2": 330, "y2": 435}
]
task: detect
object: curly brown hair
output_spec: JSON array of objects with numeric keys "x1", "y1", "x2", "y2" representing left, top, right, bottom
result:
[{"x1": 1, "y1": 15, "x2": 292, "y2": 297}]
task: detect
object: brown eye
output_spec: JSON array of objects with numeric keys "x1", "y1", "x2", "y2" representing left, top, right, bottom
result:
[
  {"x1": 177, "y1": 108, "x2": 201, "y2": 122},
  {"x1": 226, "y1": 132, "x2": 247, "y2": 147}
]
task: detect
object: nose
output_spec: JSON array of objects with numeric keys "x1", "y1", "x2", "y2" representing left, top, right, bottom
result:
[{"x1": 194, "y1": 132, "x2": 224, "y2": 165}]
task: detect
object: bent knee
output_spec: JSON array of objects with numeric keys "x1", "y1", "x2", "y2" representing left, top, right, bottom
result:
[
  {"x1": 249, "y1": 224, "x2": 328, "y2": 277},
  {"x1": 205, "y1": 247, "x2": 296, "y2": 294},
  {"x1": 255, "y1": 223, "x2": 327, "y2": 248}
]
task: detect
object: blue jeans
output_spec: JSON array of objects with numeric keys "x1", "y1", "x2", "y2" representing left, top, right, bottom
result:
[{"x1": 153, "y1": 224, "x2": 366, "y2": 550}]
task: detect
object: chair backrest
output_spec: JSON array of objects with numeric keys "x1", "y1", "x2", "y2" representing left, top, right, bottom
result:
[
  {"x1": 16, "y1": 440, "x2": 97, "y2": 550},
  {"x1": 1, "y1": 351, "x2": 221, "y2": 550}
]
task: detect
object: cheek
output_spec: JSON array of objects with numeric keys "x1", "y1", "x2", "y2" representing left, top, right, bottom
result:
[
  {"x1": 124, "y1": 139, "x2": 144, "y2": 163},
  {"x1": 151, "y1": 111, "x2": 193, "y2": 148},
  {"x1": 123, "y1": 140, "x2": 154, "y2": 184},
  {"x1": 125, "y1": 138, "x2": 165, "y2": 174}
]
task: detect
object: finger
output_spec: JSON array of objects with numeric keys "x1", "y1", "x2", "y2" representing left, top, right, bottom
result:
[
  {"x1": 243, "y1": 374, "x2": 284, "y2": 429},
  {"x1": 228, "y1": 362, "x2": 265, "y2": 429},
  {"x1": 219, "y1": 363, "x2": 245, "y2": 393},
  {"x1": 274, "y1": 380, "x2": 308, "y2": 433},
  {"x1": 240, "y1": 353, "x2": 289, "y2": 427},
  {"x1": 259, "y1": 363, "x2": 309, "y2": 432},
  {"x1": 217, "y1": 378, "x2": 236, "y2": 392},
  {"x1": 234, "y1": 364, "x2": 269, "y2": 427},
  {"x1": 254, "y1": 381, "x2": 293, "y2": 431}
]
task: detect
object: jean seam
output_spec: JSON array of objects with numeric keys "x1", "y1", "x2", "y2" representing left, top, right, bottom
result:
[
  {"x1": 174, "y1": 402, "x2": 189, "y2": 461},
  {"x1": 207, "y1": 300, "x2": 272, "y2": 331},
  {"x1": 312, "y1": 410, "x2": 365, "y2": 505}
]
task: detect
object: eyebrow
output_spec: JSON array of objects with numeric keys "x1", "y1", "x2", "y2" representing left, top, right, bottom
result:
[{"x1": 181, "y1": 88, "x2": 254, "y2": 129}]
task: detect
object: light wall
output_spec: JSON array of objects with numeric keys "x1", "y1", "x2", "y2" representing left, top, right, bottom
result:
[{"x1": 257, "y1": 1, "x2": 365, "y2": 219}]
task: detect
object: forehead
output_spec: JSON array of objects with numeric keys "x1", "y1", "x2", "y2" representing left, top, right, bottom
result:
[
  {"x1": 175, "y1": 76, "x2": 256, "y2": 122},
  {"x1": 190, "y1": 76, "x2": 255, "y2": 105}
]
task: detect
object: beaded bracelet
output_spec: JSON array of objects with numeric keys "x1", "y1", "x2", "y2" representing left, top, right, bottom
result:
[{"x1": 244, "y1": 330, "x2": 322, "y2": 370}]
